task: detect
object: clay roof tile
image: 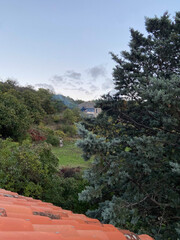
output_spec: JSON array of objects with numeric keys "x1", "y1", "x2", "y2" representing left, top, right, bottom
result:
[{"x1": 0, "y1": 189, "x2": 154, "y2": 240}]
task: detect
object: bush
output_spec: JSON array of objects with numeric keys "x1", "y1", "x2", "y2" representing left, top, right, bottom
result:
[
  {"x1": 28, "y1": 128, "x2": 46, "y2": 142},
  {"x1": 55, "y1": 129, "x2": 66, "y2": 138},
  {"x1": 36, "y1": 124, "x2": 60, "y2": 146},
  {"x1": 46, "y1": 134, "x2": 59, "y2": 146},
  {"x1": 62, "y1": 124, "x2": 77, "y2": 137},
  {"x1": 38, "y1": 124, "x2": 54, "y2": 135},
  {"x1": 53, "y1": 114, "x2": 60, "y2": 123},
  {"x1": 45, "y1": 171, "x2": 93, "y2": 213},
  {"x1": 62, "y1": 109, "x2": 76, "y2": 124},
  {"x1": 0, "y1": 139, "x2": 59, "y2": 199},
  {"x1": 59, "y1": 167, "x2": 81, "y2": 178}
]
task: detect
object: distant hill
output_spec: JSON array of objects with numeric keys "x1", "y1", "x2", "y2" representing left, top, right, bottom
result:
[
  {"x1": 53, "y1": 94, "x2": 97, "y2": 110},
  {"x1": 53, "y1": 94, "x2": 78, "y2": 109},
  {"x1": 78, "y1": 101, "x2": 95, "y2": 109}
]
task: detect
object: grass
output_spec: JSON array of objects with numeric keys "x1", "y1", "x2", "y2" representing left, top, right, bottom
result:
[{"x1": 52, "y1": 140, "x2": 91, "y2": 168}]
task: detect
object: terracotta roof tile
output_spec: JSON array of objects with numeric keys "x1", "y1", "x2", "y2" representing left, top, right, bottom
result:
[{"x1": 0, "y1": 189, "x2": 154, "y2": 240}]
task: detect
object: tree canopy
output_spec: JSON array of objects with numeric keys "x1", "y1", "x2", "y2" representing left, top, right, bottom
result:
[
  {"x1": 0, "y1": 80, "x2": 66, "y2": 140},
  {"x1": 77, "y1": 12, "x2": 180, "y2": 239}
]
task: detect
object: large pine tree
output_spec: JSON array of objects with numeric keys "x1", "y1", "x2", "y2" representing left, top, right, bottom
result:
[{"x1": 77, "y1": 12, "x2": 180, "y2": 239}]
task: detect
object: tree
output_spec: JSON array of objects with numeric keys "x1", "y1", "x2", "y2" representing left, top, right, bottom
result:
[
  {"x1": 0, "y1": 92, "x2": 32, "y2": 140},
  {"x1": 0, "y1": 80, "x2": 65, "y2": 139},
  {"x1": 21, "y1": 89, "x2": 46, "y2": 123},
  {"x1": 63, "y1": 109, "x2": 76, "y2": 124},
  {"x1": 37, "y1": 88, "x2": 56, "y2": 115},
  {"x1": 77, "y1": 12, "x2": 180, "y2": 239}
]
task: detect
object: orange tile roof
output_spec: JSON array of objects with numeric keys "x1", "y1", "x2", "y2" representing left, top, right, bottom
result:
[{"x1": 0, "y1": 189, "x2": 154, "y2": 240}]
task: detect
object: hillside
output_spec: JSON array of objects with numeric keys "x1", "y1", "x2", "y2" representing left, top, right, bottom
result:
[{"x1": 53, "y1": 94, "x2": 78, "y2": 109}]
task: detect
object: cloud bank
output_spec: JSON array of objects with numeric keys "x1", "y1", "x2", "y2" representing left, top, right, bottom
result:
[
  {"x1": 48, "y1": 64, "x2": 113, "y2": 100},
  {"x1": 87, "y1": 65, "x2": 107, "y2": 79}
]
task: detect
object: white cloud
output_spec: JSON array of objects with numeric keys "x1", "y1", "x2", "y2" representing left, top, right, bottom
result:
[
  {"x1": 87, "y1": 65, "x2": 107, "y2": 79},
  {"x1": 65, "y1": 70, "x2": 81, "y2": 80}
]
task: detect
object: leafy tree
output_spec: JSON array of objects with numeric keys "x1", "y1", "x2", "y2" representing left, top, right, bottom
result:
[
  {"x1": 0, "y1": 92, "x2": 32, "y2": 140},
  {"x1": 62, "y1": 124, "x2": 77, "y2": 137},
  {"x1": 0, "y1": 80, "x2": 67, "y2": 140},
  {"x1": 63, "y1": 109, "x2": 76, "y2": 124},
  {"x1": 45, "y1": 172, "x2": 92, "y2": 214},
  {"x1": 37, "y1": 88, "x2": 57, "y2": 115},
  {"x1": 52, "y1": 99, "x2": 67, "y2": 112},
  {"x1": 0, "y1": 79, "x2": 19, "y2": 93},
  {"x1": 0, "y1": 139, "x2": 59, "y2": 198},
  {"x1": 21, "y1": 89, "x2": 46, "y2": 123},
  {"x1": 77, "y1": 12, "x2": 180, "y2": 239},
  {"x1": 75, "y1": 99, "x2": 84, "y2": 104},
  {"x1": 46, "y1": 134, "x2": 59, "y2": 146}
]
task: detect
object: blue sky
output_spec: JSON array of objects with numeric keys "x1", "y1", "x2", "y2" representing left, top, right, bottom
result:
[{"x1": 0, "y1": 0, "x2": 179, "y2": 100}]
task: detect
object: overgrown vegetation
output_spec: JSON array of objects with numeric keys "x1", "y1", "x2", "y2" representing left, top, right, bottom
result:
[
  {"x1": 0, "y1": 11, "x2": 179, "y2": 239},
  {"x1": 0, "y1": 138, "x2": 90, "y2": 213},
  {"x1": 77, "y1": 12, "x2": 180, "y2": 239},
  {"x1": 0, "y1": 80, "x2": 89, "y2": 214}
]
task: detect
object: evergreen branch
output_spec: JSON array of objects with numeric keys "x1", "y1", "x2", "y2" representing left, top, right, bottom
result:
[
  {"x1": 158, "y1": 207, "x2": 166, "y2": 235},
  {"x1": 122, "y1": 195, "x2": 149, "y2": 209}
]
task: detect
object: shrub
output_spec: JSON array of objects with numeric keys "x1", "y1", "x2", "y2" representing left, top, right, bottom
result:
[
  {"x1": 55, "y1": 130, "x2": 66, "y2": 138},
  {"x1": 0, "y1": 139, "x2": 58, "y2": 199},
  {"x1": 59, "y1": 167, "x2": 81, "y2": 178},
  {"x1": 62, "y1": 124, "x2": 77, "y2": 137},
  {"x1": 28, "y1": 128, "x2": 46, "y2": 142},
  {"x1": 53, "y1": 114, "x2": 60, "y2": 123},
  {"x1": 62, "y1": 109, "x2": 76, "y2": 124},
  {"x1": 46, "y1": 134, "x2": 59, "y2": 146},
  {"x1": 45, "y1": 172, "x2": 93, "y2": 213}
]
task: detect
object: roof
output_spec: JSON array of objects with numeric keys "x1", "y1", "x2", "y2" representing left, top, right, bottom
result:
[{"x1": 0, "y1": 188, "x2": 154, "y2": 240}]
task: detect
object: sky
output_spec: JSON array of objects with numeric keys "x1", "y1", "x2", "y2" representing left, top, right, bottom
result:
[{"x1": 0, "y1": 0, "x2": 179, "y2": 100}]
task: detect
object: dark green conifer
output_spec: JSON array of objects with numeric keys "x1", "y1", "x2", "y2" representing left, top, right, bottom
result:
[{"x1": 77, "y1": 12, "x2": 180, "y2": 239}]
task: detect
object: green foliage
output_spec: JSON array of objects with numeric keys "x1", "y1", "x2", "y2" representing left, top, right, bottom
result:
[
  {"x1": 71, "y1": 108, "x2": 82, "y2": 122},
  {"x1": 46, "y1": 134, "x2": 59, "y2": 146},
  {"x1": 37, "y1": 89, "x2": 66, "y2": 115},
  {"x1": 62, "y1": 124, "x2": 77, "y2": 137},
  {"x1": 53, "y1": 99, "x2": 67, "y2": 112},
  {"x1": 0, "y1": 80, "x2": 67, "y2": 140},
  {"x1": 0, "y1": 92, "x2": 32, "y2": 140},
  {"x1": 75, "y1": 99, "x2": 84, "y2": 104},
  {"x1": 37, "y1": 124, "x2": 60, "y2": 146},
  {"x1": 0, "y1": 80, "x2": 90, "y2": 214},
  {"x1": 77, "y1": 12, "x2": 180, "y2": 239},
  {"x1": 0, "y1": 138, "x2": 90, "y2": 213},
  {"x1": 63, "y1": 109, "x2": 76, "y2": 124},
  {"x1": 48, "y1": 173, "x2": 92, "y2": 213},
  {"x1": 21, "y1": 88, "x2": 46, "y2": 123},
  {"x1": 53, "y1": 114, "x2": 61, "y2": 123},
  {"x1": 0, "y1": 139, "x2": 58, "y2": 198},
  {"x1": 55, "y1": 130, "x2": 65, "y2": 138},
  {"x1": 53, "y1": 108, "x2": 81, "y2": 138}
]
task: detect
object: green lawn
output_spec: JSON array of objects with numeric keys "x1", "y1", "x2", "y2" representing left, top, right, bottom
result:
[{"x1": 52, "y1": 140, "x2": 91, "y2": 168}]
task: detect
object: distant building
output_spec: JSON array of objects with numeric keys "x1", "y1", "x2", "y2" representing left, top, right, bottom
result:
[{"x1": 78, "y1": 102, "x2": 102, "y2": 117}]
